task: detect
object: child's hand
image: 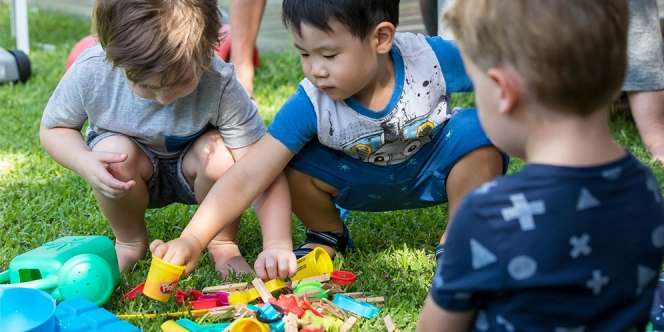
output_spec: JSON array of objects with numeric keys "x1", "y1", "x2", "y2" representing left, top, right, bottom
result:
[
  {"x1": 254, "y1": 246, "x2": 297, "y2": 280},
  {"x1": 150, "y1": 234, "x2": 203, "y2": 274},
  {"x1": 80, "y1": 151, "x2": 135, "y2": 198}
]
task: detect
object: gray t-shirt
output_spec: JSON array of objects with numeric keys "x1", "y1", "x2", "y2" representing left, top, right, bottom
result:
[{"x1": 42, "y1": 45, "x2": 265, "y2": 157}]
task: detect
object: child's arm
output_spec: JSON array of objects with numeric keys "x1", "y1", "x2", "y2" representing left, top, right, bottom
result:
[
  {"x1": 224, "y1": 140, "x2": 296, "y2": 280},
  {"x1": 417, "y1": 296, "x2": 475, "y2": 332},
  {"x1": 253, "y1": 172, "x2": 296, "y2": 280},
  {"x1": 39, "y1": 125, "x2": 135, "y2": 198},
  {"x1": 151, "y1": 134, "x2": 295, "y2": 274}
]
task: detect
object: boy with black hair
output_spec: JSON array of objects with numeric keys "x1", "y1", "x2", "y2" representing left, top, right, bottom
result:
[{"x1": 152, "y1": 0, "x2": 506, "y2": 280}]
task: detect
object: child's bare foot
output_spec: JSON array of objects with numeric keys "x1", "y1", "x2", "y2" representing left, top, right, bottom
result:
[
  {"x1": 207, "y1": 240, "x2": 253, "y2": 277},
  {"x1": 115, "y1": 240, "x2": 147, "y2": 271}
]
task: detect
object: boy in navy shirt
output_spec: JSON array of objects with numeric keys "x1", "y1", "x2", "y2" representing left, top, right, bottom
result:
[{"x1": 418, "y1": 1, "x2": 664, "y2": 331}]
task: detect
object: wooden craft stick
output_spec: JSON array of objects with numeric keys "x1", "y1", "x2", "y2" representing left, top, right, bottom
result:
[
  {"x1": 285, "y1": 313, "x2": 299, "y2": 332},
  {"x1": 324, "y1": 284, "x2": 345, "y2": 294},
  {"x1": 384, "y1": 315, "x2": 400, "y2": 332},
  {"x1": 320, "y1": 298, "x2": 348, "y2": 320},
  {"x1": 235, "y1": 306, "x2": 251, "y2": 319},
  {"x1": 252, "y1": 278, "x2": 275, "y2": 303},
  {"x1": 340, "y1": 316, "x2": 358, "y2": 332},
  {"x1": 208, "y1": 304, "x2": 241, "y2": 314},
  {"x1": 356, "y1": 296, "x2": 385, "y2": 304},
  {"x1": 290, "y1": 274, "x2": 330, "y2": 287},
  {"x1": 202, "y1": 282, "x2": 250, "y2": 293},
  {"x1": 342, "y1": 292, "x2": 365, "y2": 298}
]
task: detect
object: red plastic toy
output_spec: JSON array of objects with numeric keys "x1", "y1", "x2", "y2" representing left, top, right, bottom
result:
[
  {"x1": 122, "y1": 282, "x2": 144, "y2": 301},
  {"x1": 331, "y1": 271, "x2": 357, "y2": 286},
  {"x1": 270, "y1": 294, "x2": 305, "y2": 318}
]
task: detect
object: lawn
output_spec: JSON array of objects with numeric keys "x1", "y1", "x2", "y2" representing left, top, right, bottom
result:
[{"x1": 1, "y1": 6, "x2": 663, "y2": 332}]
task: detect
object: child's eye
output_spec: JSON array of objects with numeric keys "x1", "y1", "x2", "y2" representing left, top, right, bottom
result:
[
  {"x1": 323, "y1": 54, "x2": 337, "y2": 59},
  {"x1": 300, "y1": 53, "x2": 310, "y2": 58}
]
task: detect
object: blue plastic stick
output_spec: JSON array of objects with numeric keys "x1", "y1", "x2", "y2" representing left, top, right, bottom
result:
[{"x1": 332, "y1": 294, "x2": 380, "y2": 319}]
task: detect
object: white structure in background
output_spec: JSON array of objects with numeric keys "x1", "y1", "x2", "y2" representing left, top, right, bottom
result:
[{"x1": 9, "y1": 0, "x2": 29, "y2": 54}]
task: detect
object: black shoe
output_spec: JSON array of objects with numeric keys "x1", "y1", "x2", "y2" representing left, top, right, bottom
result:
[{"x1": 293, "y1": 223, "x2": 351, "y2": 259}]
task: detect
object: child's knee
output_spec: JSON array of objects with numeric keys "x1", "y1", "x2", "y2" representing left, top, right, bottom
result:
[
  {"x1": 447, "y1": 146, "x2": 504, "y2": 196},
  {"x1": 184, "y1": 131, "x2": 234, "y2": 182},
  {"x1": 454, "y1": 147, "x2": 504, "y2": 179},
  {"x1": 92, "y1": 135, "x2": 151, "y2": 182},
  {"x1": 286, "y1": 168, "x2": 338, "y2": 197}
]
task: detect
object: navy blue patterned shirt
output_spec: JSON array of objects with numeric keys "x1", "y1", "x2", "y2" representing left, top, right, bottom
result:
[{"x1": 431, "y1": 153, "x2": 664, "y2": 332}]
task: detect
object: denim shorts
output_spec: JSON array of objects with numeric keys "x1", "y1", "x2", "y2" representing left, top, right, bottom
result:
[
  {"x1": 87, "y1": 131, "x2": 198, "y2": 208},
  {"x1": 288, "y1": 108, "x2": 508, "y2": 212}
]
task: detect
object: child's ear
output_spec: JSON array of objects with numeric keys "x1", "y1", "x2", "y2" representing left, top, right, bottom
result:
[
  {"x1": 488, "y1": 67, "x2": 521, "y2": 115},
  {"x1": 372, "y1": 22, "x2": 396, "y2": 54}
]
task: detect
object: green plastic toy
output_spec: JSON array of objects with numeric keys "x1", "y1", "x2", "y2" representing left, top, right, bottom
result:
[
  {"x1": 0, "y1": 236, "x2": 120, "y2": 306},
  {"x1": 292, "y1": 280, "x2": 328, "y2": 299}
]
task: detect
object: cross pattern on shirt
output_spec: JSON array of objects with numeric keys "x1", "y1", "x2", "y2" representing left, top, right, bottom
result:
[
  {"x1": 501, "y1": 193, "x2": 546, "y2": 231},
  {"x1": 586, "y1": 270, "x2": 609, "y2": 295},
  {"x1": 569, "y1": 234, "x2": 592, "y2": 258}
]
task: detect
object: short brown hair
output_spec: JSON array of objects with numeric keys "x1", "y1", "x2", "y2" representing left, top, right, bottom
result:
[
  {"x1": 93, "y1": 0, "x2": 220, "y2": 87},
  {"x1": 446, "y1": 0, "x2": 628, "y2": 115}
]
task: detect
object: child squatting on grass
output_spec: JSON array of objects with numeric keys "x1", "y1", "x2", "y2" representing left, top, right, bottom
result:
[
  {"x1": 39, "y1": 0, "x2": 297, "y2": 279},
  {"x1": 151, "y1": 0, "x2": 505, "y2": 279},
  {"x1": 418, "y1": 0, "x2": 664, "y2": 331}
]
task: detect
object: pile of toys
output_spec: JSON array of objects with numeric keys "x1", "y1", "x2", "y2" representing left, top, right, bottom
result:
[
  {"x1": 0, "y1": 236, "x2": 140, "y2": 331},
  {"x1": 122, "y1": 247, "x2": 393, "y2": 332},
  {"x1": 0, "y1": 236, "x2": 397, "y2": 332}
]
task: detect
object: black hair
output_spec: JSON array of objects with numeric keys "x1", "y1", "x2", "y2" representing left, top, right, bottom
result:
[{"x1": 282, "y1": 0, "x2": 400, "y2": 39}]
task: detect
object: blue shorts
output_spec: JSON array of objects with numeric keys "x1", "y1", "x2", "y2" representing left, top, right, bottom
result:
[{"x1": 289, "y1": 108, "x2": 507, "y2": 211}]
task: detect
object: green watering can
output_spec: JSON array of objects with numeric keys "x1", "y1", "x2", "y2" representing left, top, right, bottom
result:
[{"x1": 0, "y1": 236, "x2": 120, "y2": 306}]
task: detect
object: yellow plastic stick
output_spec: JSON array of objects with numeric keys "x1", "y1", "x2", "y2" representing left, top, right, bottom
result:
[{"x1": 117, "y1": 309, "x2": 210, "y2": 320}]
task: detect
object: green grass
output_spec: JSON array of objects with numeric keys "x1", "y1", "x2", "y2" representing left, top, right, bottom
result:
[{"x1": 1, "y1": 6, "x2": 663, "y2": 331}]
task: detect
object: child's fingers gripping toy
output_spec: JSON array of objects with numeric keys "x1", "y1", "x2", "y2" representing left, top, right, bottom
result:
[{"x1": 0, "y1": 236, "x2": 120, "y2": 306}]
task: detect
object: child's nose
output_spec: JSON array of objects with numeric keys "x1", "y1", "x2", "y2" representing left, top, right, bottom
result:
[{"x1": 311, "y1": 62, "x2": 328, "y2": 78}]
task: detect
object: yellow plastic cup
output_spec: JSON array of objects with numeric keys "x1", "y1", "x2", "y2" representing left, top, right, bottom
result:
[
  {"x1": 143, "y1": 256, "x2": 186, "y2": 302},
  {"x1": 291, "y1": 247, "x2": 333, "y2": 281},
  {"x1": 228, "y1": 318, "x2": 270, "y2": 332}
]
